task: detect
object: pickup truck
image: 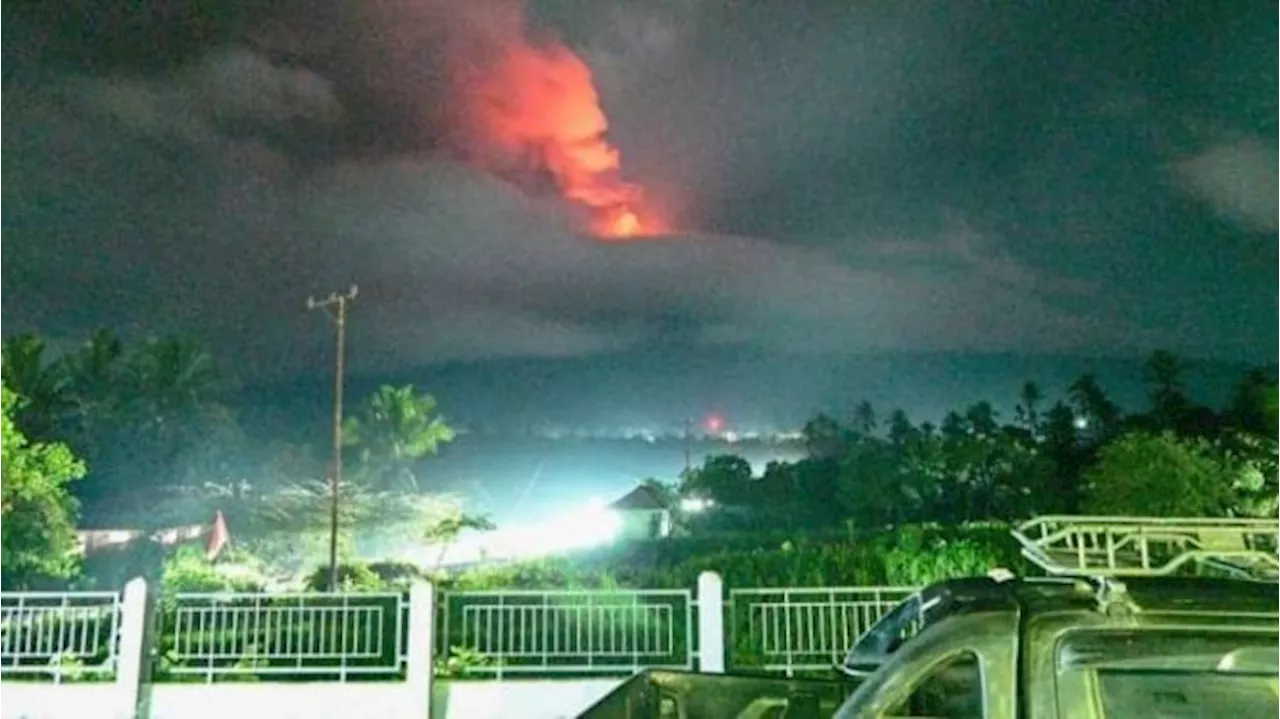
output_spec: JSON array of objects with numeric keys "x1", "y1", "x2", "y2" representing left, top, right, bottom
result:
[{"x1": 576, "y1": 516, "x2": 1280, "y2": 719}]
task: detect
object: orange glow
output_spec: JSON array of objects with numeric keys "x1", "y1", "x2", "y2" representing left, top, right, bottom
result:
[
  {"x1": 609, "y1": 210, "x2": 641, "y2": 238},
  {"x1": 446, "y1": 25, "x2": 664, "y2": 239}
]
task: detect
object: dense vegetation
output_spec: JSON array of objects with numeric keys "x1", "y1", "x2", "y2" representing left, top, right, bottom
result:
[
  {"x1": 1, "y1": 328, "x2": 1276, "y2": 593},
  {"x1": 0, "y1": 330, "x2": 464, "y2": 589},
  {"x1": 2, "y1": 330, "x2": 1276, "y2": 683},
  {"x1": 676, "y1": 353, "x2": 1277, "y2": 534}
]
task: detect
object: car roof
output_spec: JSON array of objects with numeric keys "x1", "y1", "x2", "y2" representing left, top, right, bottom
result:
[
  {"x1": 923, "y1": 574, "x2": 1279, "y2": 617},
  {"x1": 841, "y1": 574, "x2": 1277, "y2": 675}
]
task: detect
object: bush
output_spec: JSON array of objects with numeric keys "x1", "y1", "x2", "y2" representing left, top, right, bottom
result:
[
  {"x1": 446, "y1": 524, "x2": 1026, "y2": 592},
  {"x1": 160, "y1": 546, "x2": 265, "y2": 596},
  {"x1": 302, "y1": 562, "x2": 387, "y2": 592},
  {"x1": 365, "y1": 560, "x2": 433, "y2": 589}
]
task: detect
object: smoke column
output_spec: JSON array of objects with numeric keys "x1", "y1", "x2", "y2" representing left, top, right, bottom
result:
[{"x1": 437, "y1": 2, "x2": 665, "y2": 239}]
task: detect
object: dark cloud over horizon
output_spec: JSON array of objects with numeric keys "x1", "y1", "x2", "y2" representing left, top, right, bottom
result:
[{"x1": 3, "y1": 0, "x2": 1276, "y2": 380}]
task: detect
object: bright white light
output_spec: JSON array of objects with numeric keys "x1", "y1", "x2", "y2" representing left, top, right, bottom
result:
[
  {"x1": 681, "y1": 497, "x2": 713, "y2": 513},
  {"x1": 1073, "y1": 416, "x2": 1089, "y2": 430},
  {"x1": 387, "y1": 499, "x2": 626, "y2": 569},
  {"x1": 483, "y1": 501, "x2": 621, "y2": 561}
]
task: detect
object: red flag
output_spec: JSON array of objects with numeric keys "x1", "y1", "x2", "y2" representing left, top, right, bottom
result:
[{"x1": 206, "y1": 510, "x2": 229, "y2": 561}]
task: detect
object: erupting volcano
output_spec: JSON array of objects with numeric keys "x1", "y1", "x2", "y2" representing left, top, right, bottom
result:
[{"x1": 444, "y1": 14, "x2": 665, "y2": 239}]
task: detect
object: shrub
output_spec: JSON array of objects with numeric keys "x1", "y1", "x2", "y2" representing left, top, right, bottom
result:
[
  {"x1": 447, "y1": 523, "x2": 1026, "y2": 592},
  {"x1": 302, "y1": 562, "x2": 387, "y2": 592},
  {"x1": 160, "y1": 546, "x2": 265, "y2": 596}
]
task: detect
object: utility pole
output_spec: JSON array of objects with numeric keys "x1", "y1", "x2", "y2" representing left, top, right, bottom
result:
[
  {"x1": 307, "y1": 285, "x2": 358, "y2": 592},
  {"x1": 683, "y1": 417, "x2": 693, "y2": 476}
]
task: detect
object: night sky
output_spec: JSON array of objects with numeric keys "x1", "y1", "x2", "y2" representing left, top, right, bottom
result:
[{"x1": 3, "y1": 0, "x2": 1276, "y2": 381}]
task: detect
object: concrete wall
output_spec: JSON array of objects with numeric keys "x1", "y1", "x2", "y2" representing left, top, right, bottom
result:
[
  {"x1": 147, "y1": 683, "x2": 416, "y2": 719},
  {"x1": 432, "y1": 679, "x2": 624, "y2": 719},
  {"x1": 2, "y1": 678, "x2": 626, "y2": 719},
  {"x1": 1, "y1": 684, "x2": 126, "y2": 719}
]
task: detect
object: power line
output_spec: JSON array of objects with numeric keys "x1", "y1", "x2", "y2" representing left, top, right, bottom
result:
[{"x1": 306, "y1": 285, "x2": 358, "y2": 592}]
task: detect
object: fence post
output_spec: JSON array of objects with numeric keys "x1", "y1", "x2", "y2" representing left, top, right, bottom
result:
[
  {"x1": 696, "y1": 571, "x2": 724, "y2": 673},
  {"x1": 116, "y1": 577, "x2": 149, "y2": 719},
  {"x1": 406, "y1": 581, "x2": 436, "y2": 718}
]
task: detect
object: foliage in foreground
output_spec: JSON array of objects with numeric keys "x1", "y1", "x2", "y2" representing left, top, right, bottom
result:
[
  {"x1": 1, "y1": 384, "x2": 86, "y2": 588},
  {"x1": 437, "y1": 523, "x2": 1028, "y2": 592}
]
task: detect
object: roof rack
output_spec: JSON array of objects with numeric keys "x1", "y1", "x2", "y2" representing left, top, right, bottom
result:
[{"x1": 1012, "y1": 515, "x2": 1280, "y2": 582}]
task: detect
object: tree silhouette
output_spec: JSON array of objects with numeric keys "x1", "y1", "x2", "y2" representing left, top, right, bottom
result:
[{"x1": 342, "y1": 385, "x2": 456, "y2": 492}]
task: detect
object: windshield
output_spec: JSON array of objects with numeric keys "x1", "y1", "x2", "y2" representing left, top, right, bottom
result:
[
  {"x1": 1097, "y1": 671, "x2": 1277, "y2": 718},
  {"x1": 1064, "y1": 631, "x2": 1279, "y2": 719}
]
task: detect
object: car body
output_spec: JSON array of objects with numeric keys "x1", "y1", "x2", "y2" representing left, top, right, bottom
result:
[
  {"x1": 577, "y1": 515, "x2": 1280, "y2": 719},
  {"x1": 834, "y1": 574, "x2": 1278, "y2": 718}
]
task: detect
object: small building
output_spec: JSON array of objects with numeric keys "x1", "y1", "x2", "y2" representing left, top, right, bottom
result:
[{"x1": 607, "y1": 484, "x2": 672, "y2": 541}]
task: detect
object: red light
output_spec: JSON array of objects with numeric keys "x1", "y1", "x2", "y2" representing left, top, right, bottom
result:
[{"x1": 706, "y1": 414, "x2": 724, "y2": 433}]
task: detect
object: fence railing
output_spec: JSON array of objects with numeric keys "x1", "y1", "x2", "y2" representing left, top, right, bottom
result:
[
  {"x1": 0, "y1": 579, "x2": 917, "y2": 685},
  {"x1": 0, "y1": 591, "x2": 122, "y2": 682},
  {"x1": 728, "y1": 586, "x2": 917, "y2": 676},
  {"x1": 156, "y1": 592, "x2": 408, "y2": 682},
  {"x1": 437, "y1": 589, "x2": 696, "y2": 677}
]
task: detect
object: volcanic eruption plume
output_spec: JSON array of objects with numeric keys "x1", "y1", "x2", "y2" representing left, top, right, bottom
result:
[{"x1": 440, "y1": 3, "x2": 665, "y2": 239}]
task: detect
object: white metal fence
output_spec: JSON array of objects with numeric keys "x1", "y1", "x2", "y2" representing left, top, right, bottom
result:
[
  {"x1": 159, "y1": 592, "x2": 408, "y2": 681},
  {"x1": 728, "y1": 586, "x2": 917, "y2": 675},
  {"x1": 0, "y1": 591, "x2": 122, "y2": 682},
  {"x1": 436, "y1": 589, "x2": 695, "y2": 677},
  {"x1": 0, "y1": 579, "x2": 918, "y2": 684}
]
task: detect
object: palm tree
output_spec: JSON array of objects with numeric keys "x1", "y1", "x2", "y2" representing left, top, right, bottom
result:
[
  {"x1": 110, "y1": 337, "x2": 235, "y2": 492},
  {"x1": 1227, "y1": 369, "x2": 1277, "y2": 434},
  {"x1": 342, "y1": 385, "x2": 456, "y2": 492},
  {"x1": 58, "y1": 330, "x2": 127, "y2": 443},
  {"x1": 851, "y1": 400, "x2": 877, "y2": 436},
  {"x1": 0, "y1": 334, "x2": 69, "y2": 440},
  {"x1": 124, "y1": 336, "x2": 227, "y2": 424},
  {"x1": 1014, "y1": 381, "x2": 1043, "y2": 433},
  {"x1": 886, "y1": 409, "x2": 914, "y2": 446},
  {"x1": 964, "y1": 402, "x2": 999, "y2": 437},
  {"x1": 801, "y1": 413, "x2": 844, "y2": 459},
  {"x1": 1068, "y1": 374, "x2": 1121, "y2": 440},
  {"x1": 1145, "y1": 349, "x2": 1185, "y2": 398},
  {"x1": 1144, "y1": 350, "x2": 1188, "y2": 429},
  {"x1": 63, "y1": 330, "x2": 124, "y2": 402}
]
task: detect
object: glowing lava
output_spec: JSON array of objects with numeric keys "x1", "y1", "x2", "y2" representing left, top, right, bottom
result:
[
  {"x1": 608, "y1": 209, "x2": 642, "y2": 238},
  {"x1": 444, "y1": 16, "x2": 664, "y2": 239}
]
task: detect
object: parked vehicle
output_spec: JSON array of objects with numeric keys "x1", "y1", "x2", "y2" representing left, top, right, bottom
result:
[{"x1": 577, "y1": 515, "x2": 1280, "y2": 719}]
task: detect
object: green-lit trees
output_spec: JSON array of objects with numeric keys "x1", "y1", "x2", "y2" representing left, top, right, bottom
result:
[
  {"x1": 1, "y1": 385, "x2": 86, "y2": 588},
  {"x1": 1080, "y1": 431, "x2": 1236, "y2": 517},
  {"x1": 343, "y1": 384, "x2": 456, "y2": 492}
]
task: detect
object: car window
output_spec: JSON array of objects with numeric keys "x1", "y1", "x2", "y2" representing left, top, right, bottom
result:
[
  {"x1": 884, "y1": 651, "x2": 984, "y2": 719},
  {"x1": 1096, "y1": 670, "x2": 1278, "y2": 718},
  {"x1": 1061, "y1": 630, "x2": 1279, "y2": 719}
]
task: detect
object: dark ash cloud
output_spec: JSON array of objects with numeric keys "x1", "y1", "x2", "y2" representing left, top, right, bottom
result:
[{"x1": 2, "y1": 0, "x2": 1275, "y2": 378}]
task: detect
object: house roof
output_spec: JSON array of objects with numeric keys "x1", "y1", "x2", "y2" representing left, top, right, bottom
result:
[{"x1": 608, "y1": 484, "x2": 669, "y2": 511}]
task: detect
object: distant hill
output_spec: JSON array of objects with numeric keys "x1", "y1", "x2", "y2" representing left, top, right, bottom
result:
[
  {"x1": 222, "y1": 349, "x2": 1273, "y2": 523},
  {"x1": 241, "y1": 348, "x2": 1269, "y2": 439}
]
